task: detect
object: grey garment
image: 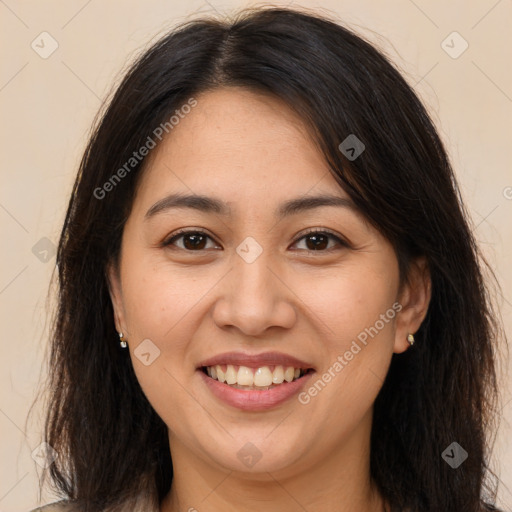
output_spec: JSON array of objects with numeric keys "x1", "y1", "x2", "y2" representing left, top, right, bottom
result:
[
  {"x1": 30, "y1": 502, "x2": 76, "y2": 512},
  {"x1": 29, "y1": 495, "x2": 160, "y2": 512}
]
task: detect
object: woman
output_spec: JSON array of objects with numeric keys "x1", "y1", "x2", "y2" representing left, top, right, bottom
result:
[{"x1": 31, "y1": 6, "x2": 505, "y2": 512}]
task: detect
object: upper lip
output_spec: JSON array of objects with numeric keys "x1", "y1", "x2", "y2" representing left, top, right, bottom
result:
[{"x1": 198, "y1": 351, "x2": 315, "y2": 370}]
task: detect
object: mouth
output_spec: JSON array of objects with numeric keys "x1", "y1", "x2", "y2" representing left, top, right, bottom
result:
[
  {"x1": 196, "y1": 351, "x2": 316, "y2": 410},
  {"x1": 199, "y1": 364, "x2": 315, "y2": 391}
]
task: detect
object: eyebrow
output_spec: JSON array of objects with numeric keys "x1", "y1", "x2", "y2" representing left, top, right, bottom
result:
[{"x1": 144, "y1": 192, "x2": 358, "y2": 220}]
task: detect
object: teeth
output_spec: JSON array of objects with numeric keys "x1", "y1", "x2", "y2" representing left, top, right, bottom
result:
[
  {"x1": 205, "y1": 364, "x2": 308, "y2": 388},
  {"x1": 272, "y1": 365, "x2": 284, "y2": 384},
  {"x1": 225, "y1": 365, "x2": 237, "y2": 385},
  {"x1": 254, "y1": 367, "x2": 273, "y2": 387},
  {"x1": 237, "y1": 366, "x2": 254, "y2": 386}
]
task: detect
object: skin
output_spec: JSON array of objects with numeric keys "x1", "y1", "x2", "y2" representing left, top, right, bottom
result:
[{"x1": 108, "y1": 87, "x2": 431, "y2": 512}]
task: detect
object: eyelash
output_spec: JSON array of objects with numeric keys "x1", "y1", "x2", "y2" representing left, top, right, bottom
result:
[{"x1": 162, "y1": 228, "x2": 349, "y2": 253}]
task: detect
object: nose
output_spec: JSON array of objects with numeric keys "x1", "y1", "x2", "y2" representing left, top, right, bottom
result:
[{"x1": 211, "y1": 250, "x2": 297, "y2": 337}]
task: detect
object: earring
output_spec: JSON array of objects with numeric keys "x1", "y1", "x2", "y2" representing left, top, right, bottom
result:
[
  {"x1": 407, "y1": 333, "x2": 415, "y2": 346},
  {"x1": 119, "y1": 332, "x2": 128, "y2": 348}
]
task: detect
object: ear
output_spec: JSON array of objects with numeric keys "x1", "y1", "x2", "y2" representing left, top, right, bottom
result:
[
  {"x1": 106, "y1": 262, "x2": 128, "y2": 336},
  {"x1": 394, "y1": 257, "x2": 431, "y2": 354}
]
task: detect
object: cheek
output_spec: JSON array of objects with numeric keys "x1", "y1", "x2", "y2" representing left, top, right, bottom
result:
[
  {"x1": 117, "y1": 254, "x2": 206, "y2": 399},
  {"x1": 120, "y1": 259, "x2": 205, "y2": 429},
  {"x1": 297, "y1": 261, "x2": 399, "y2": 349},
  {"x1": 294, "y1": 262, "x2": 398, "y2": 411},
  {"x1": 120, "y1": 254, "x2": 211, "y2": 343},
  {"x1": 249, "y1": 266, "x2": 395, "y2": 463}
]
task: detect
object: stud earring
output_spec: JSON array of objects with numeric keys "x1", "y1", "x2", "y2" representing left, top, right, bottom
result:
[
  {"x1": 119, "y1": 332, "x2": 128, "y2": 348},
  {"x1": 407, "y1": 333, "x2": 415, "y2": 346}
]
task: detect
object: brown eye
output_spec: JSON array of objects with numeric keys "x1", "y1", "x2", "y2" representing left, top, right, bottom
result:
[
  {"x1": 291, "y1": 230, "x2": 347, "y2": 252},
  {"x1": 163, "y1": 229, "x2": 347, "y2": 253},
  {"x1": 164, "y1": 230, "x2": 219, "y2": 251}
]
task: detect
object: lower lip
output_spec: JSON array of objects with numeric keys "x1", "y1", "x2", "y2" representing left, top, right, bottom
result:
[{"x1": 197, "y1": 369, "x2": 314, "y2": 411}]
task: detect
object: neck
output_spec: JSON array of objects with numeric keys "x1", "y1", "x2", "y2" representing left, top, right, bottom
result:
[{"x1": 160, "y1": 410, "x2": 386, "y2": 512}]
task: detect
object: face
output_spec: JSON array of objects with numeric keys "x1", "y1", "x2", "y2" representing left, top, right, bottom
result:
[{"x1": 108, "y1": 87, "x2": 430, "y2": 479}]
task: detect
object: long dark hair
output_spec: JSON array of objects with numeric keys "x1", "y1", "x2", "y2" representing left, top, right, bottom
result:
[{"x1": 37, "y1": 6, "x2": 504, "y2": 512}]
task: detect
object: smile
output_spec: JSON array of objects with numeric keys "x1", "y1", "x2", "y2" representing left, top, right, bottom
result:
[
  {"x1": 198, "y1": 365, "x2": 315, "y2": 411},
  {"x1": 201, "y1": 364, "x2": 313, "y2": 390}
]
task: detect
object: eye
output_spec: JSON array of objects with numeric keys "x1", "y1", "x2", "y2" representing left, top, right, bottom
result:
[
  {"x1": 162, "y1": 228, "x2": 349, "y2": 252},
  {"x1": 163, "y1": 229, "x2": 220, "y2": 251},
  {"x1": 290, "y1": 229, "x2": 349, "y2": 252}
]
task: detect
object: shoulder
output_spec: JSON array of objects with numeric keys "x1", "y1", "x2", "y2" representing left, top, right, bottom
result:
[{"x1": 29, "y1": 500, "x2": 77, "y2": 512}]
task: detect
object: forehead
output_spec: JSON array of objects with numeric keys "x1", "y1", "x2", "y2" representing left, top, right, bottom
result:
[{"x1": 134, "y1": 87, "x2": 347, "y2": 211}]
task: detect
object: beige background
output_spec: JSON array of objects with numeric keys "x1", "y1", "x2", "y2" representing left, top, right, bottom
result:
[{"x1": 1, "y1": 0, "x2": 511, "y2": 510}]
